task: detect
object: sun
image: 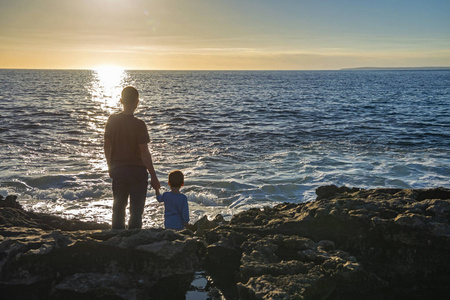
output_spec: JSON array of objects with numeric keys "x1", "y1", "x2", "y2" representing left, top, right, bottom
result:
[{"x1": 93, "y1": 65, "x2": 126, "y2": 88}]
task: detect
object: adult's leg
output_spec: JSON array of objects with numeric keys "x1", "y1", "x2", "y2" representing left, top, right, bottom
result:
[
  {"x1": 128, "y1": 169, "x2": 148, "y2": 229},
  {"x1": 112, "y1": 177, "x2": 129, "y2": 229}
]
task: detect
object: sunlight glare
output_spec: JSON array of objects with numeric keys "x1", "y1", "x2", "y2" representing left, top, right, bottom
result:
[
  {"x1": 92, "y1": 65, "x2": 126, "y2": 114},
  {"x1": 89, "y1": 65, "x2": 127, "y2": 176},
  {"x1": 94, "y1": 65, "x2": 125, "y2": 88}
]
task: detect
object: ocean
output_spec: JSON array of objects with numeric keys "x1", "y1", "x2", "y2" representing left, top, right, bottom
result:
[{"x1": 0, "y1": 69, "x2": 449, "y2": 228}]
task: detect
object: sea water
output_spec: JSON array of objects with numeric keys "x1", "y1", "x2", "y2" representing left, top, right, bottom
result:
[{"x1": 0, "y1": 69, "x2": 449, "y2": 227}]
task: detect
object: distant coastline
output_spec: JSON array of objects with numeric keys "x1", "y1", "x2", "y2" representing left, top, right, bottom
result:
[{"x1": 340, "y1": 66, "x2": 450, "y2": 71}]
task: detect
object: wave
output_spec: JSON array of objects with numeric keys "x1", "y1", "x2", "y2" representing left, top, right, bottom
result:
[
  {"x1": 185, "y1": 191, "x2": 222, "y2": 206},
  {"x1": 24, "y1": 175, "x2": 75, "y2": 189}
]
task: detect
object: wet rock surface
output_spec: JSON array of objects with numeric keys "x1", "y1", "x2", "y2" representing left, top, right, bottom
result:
[{"x1": 1, "y1": 186, "x2": 449, "y2": 299}]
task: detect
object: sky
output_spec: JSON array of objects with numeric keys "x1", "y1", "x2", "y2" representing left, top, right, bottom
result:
[{"x1": 0, "y1": 0, "x2": 449, "y2": 70}]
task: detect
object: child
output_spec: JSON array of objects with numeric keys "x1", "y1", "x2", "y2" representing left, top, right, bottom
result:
[{"x1": 155, "y1": 170, "x2": 190, "y2": 230}]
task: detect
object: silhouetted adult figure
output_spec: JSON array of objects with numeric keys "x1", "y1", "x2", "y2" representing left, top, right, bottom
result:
[{"x1": 104, "y1": 86, "x2": 160, "y2": 229}]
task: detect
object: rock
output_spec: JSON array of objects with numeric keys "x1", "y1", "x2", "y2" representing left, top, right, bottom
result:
[
  {"x1": 188, "y1": 214, "x2": 228, "y2": 236},
  {"x1": 0, "y1": 229, "x2": 203, "y2": 299},
  {"x1": 204, "y1": 187, "x2": 450, "y2": 299},
  {"x1": 0, "y1": 200, "x2": 204, "y2": 299},
  {"x1": 236, "y1": 234, "x2": 386, "y2": 299},
  {"x1": 416, "y1": 187, "x2": 450, "y2": 201},
  {"x1": 204, "y1": 227, "x2": 247, "y2": 299},
  {"x1": 52, "y1": 273, "x2": 150, "y2": 300},
  {"x1": 0, "y1": 195, "x2": 22, "y2": 209},
  {"x1": 316, "y1": 185, "x2": 339, "y2": 200},
  {"x1": 0, "y1": 207, "x2": 43, "y2": 229},
  {"x1": 315, "y1": 185, "x2": 360, "y2": 200},
  {"x1": 1, "y1": 188, "x2": 449, "y2": 299},
  {"x1": 0, "y1": 196, "x2": 109, "y2": 231}
]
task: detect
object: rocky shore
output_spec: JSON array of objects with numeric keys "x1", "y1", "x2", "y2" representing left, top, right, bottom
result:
[{"x1": 1, "y1": 186, "x2": 449, "y2": 299}]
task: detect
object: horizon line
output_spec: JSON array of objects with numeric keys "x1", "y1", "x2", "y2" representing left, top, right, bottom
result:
[{"x1": 1, "y1": 66, "x2": 450, "y2": 72}]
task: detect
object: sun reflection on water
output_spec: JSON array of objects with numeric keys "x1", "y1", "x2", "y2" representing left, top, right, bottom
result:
[
  {"x1": 92, "y1": 66, "x2": 126, "y2": 114},
  {"x1": 89, "y1": 66, "x2": 127, "y2": 175}
]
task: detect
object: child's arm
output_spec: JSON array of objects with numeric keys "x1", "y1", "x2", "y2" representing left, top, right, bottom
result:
[
  {"x1": 155, "y1": 188, "x2": 164, "y2": 202},
  {"x1": 181, "y1": 196, "x2": 190, "y2": 226}
]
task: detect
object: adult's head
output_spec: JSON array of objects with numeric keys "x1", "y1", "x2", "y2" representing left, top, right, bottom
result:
[
  {"x1": 121, "y1": 86, "x2": 139, "y2": 108},
  {"x1": 168, "y1": 170, "x2": 184, "y2": 188}
]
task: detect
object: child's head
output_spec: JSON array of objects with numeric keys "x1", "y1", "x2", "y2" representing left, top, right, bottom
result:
[{"x1": 168, "y1": 170, "x2": 184, "y2": 188}]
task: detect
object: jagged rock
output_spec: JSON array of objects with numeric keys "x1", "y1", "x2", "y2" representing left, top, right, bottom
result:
[
  {"x1": 1, "y1": 188, "x2": 449, "y2": 299},
  {"x1": 205, "y1": 187, "x2": 450, "y2": 299},
  {"x1": 0, "y1": 198, "x2": 205, "y2": 300},
  {"x1": 186, "y1": 214, "x2": 228, "y2": 237},
  {"x1": 203, "y1": 228, "x2": 247, "y2": 299},
  {"x1": 315, "y1": 185, "x2": 360, "y2": 200},
  {"x1": 0, "y1": 228, "x2": 203, "y2": 299},
  {"x1": 0, "y1": 195, "x2": 22, "y2": 209},
  {"x1": 0, "y1": 207, "x2": 43, "y2": 229},
  {"x1": 52, "y1": 273, "x2": 150, "y2": 300},
  {"x1": 238, "y1": 234, "x2": 386, "y2": 299},
  {"x1": 0, "y1": 196, "x2": 109, "y2": 231},
  {"x1": 316, "y1": 185, "x2": 339, "y2": 200}
]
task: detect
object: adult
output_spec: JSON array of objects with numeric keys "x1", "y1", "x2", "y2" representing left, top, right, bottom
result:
[{"x1": 104, "y1": 86, "x2": 160, "y2": 229}]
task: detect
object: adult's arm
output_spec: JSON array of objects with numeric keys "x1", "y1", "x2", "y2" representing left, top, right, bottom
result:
[
  {"x1": 104, "y1": 137, "x2": 112, "y2": 177},
  {"x1": 139, "y1": 143, "x2": 160, "y2": 190}
]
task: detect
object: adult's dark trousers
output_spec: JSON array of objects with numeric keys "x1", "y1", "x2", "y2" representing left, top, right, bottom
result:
[{"x1": 111, "y1": 166, "x2": 148, "y2": 229}]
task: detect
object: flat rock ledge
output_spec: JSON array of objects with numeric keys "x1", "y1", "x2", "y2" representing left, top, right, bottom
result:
[{"x1": 1, "y1": 187, "x2": 450, "y2": 299}]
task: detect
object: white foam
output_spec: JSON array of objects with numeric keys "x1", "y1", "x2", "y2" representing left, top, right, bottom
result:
[
  {"x1": 185, "y1": 191, "x2": 221, "y2": 206},
  {"x1": 229, "y1": 195, "x2": 246, "y2": 209}
]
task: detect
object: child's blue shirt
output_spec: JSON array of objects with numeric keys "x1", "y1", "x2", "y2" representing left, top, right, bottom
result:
[{"x1": 156, "y1": 191, "x2": 189, "y2": 230}]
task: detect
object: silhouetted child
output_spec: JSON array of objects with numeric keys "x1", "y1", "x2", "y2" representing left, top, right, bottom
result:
[{"x1": 155, "y1": 170, "x2": 190, "y2": 230}]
